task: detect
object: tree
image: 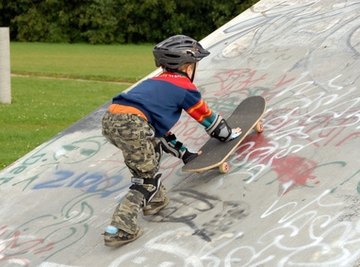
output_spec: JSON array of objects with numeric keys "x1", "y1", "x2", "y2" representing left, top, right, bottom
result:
[{"x1": 0, "y1": 0, "x2": 259, "y2": 44}]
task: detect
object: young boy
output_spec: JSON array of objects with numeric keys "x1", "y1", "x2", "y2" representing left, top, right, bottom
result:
[{"x1": 102, "y1": 35, "x2": 241, "y2": 247}]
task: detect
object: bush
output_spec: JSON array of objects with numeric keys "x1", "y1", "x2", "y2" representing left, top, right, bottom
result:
[{"x1": 0, "y1": 0, "x2": 259, "y2": 44}]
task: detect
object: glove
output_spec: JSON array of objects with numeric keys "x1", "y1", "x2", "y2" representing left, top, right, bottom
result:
[
  {"x1": 182, "y1": 149, "x2": 199, "y2": 164},
  {"x1": 206, "y1": 114, "x2": 241, "y2": 142},
  {"x1": 160, "y1": 133, "x2": 199, "y2": 164}
]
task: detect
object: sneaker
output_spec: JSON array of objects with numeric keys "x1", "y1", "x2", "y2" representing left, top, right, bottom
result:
[
  {"x1": 103, "y1": 225, "x2": 143, "y2": 247},
  {"x1": 143, "y1": 195, "x2": 169, "y2": 216}
]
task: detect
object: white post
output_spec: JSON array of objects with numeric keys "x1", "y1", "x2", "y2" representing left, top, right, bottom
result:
[{"x1": 0, "y1": 27, "x2": 11, "y2": 104}]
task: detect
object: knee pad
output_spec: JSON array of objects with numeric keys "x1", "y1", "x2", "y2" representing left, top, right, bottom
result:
[{"x1": 129, "y1": 174, "x2": 162, "y2": 206}]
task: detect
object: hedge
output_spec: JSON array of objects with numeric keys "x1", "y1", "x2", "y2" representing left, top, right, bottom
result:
[{"x1": 0, "y1": 0, "x2": 259, "y2": 44}]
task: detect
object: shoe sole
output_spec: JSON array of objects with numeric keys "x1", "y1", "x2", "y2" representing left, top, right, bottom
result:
[{"x1": 104, "y1": 228, "x2": 144, "y2": 248}]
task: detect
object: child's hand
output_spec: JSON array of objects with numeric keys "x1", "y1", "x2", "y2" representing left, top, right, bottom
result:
[
  {"x1": 182, "y1": 149, "x2": 201, "y2": 164},
  {"x1": 228, "y1": 127, "x2": 242, "y2": 141}
]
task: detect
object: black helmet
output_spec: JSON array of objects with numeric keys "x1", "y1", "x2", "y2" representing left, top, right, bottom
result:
[{"x1": 153, "y1": 35, "x2": 210, "y2": 70}]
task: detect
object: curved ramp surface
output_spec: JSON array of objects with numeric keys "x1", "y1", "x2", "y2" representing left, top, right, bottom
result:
[{"x1": 2, "y1": 0, "x2": 360, "y2": 266}]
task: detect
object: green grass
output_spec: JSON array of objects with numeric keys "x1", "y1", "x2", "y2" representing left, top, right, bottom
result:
[
  {"x1": 11, "y1": 42, "x2": 156, "y2": 82},
  {"x1": 0, "y1": 42, "x2": 156, "y2": 169}
]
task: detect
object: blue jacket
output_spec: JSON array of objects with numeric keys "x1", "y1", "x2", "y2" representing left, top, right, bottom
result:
[{"x1": 112, "y1": 71, "x2": 216, "y2": 137}]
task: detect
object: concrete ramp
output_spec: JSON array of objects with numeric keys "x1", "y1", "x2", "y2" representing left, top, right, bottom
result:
[{"x1": 1, "y1": 0, "x2": 360, "y2": 266}]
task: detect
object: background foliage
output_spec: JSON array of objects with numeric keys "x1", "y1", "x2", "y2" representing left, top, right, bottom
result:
[{"x1": 0, "y1": 0, "x2": 258, "y2": 44}]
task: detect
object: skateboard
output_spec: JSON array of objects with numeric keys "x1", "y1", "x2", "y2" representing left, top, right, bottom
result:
[{"x1": 182, "y1": 96, "x2": 266, "y2": 174}]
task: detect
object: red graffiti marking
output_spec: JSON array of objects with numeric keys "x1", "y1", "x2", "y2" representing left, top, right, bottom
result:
[
  {"x1": 272, "y1": 155, "x2": 317, "y2": 186},
  {"x1": 274, "y1": 73, "x2": 296, "y2": 89},
  {"x1": 214, "y1": 69, "x2": 267, "y2": 96},
  {"x1": 234, "y1": 133, "x2": 318, "y2": 192},
  {"x1": 0, "y1": 225, "x2": 54, "y2": 266},
  {"x1": 301, "y1": 110, "x2": 360, "y2": 147},
  {"x1": 335, "y1": 131, "x2": 360, "y2": 146}
]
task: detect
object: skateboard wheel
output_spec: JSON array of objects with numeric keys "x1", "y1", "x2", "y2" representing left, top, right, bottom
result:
[
  {"x1": 255, "y1": 121, "x2": 264, "y2": 133},
  {"x1": 219, "y1": 162, "x2": 230, "y2": 173}
]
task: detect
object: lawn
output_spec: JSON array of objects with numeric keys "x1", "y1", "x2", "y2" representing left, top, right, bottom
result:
[
  {"x1": 11, "y1": 42, "x2": 156, "y2": 82},
  {"x1": 0, "y1": 42, "x2": 156, "y2": 169}
]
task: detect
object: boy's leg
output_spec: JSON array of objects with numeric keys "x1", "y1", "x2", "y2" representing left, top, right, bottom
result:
[
  {"x1": 102, "y1": 112, "x2": 167, "y2": 246},
  {"x1": 143, "y1": 184, "x2": 169, "y2": 215},
  {"x1": 122, "y1": 133, "x2": 169, "y2": 216},
  {"x1": 104, "y1": 189, "x2": 144, "y2": 247}
]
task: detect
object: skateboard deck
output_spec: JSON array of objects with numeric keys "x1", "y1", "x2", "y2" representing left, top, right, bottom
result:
[{"x1": 182, "y1": 96, "x2": 266, "y2": 173}]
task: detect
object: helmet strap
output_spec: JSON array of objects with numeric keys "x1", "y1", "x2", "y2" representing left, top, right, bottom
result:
[{"x1": 190, "y1": 63, "x2": 196, "y2": 82}]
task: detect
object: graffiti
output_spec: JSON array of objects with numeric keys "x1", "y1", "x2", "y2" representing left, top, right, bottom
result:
[
  {"x1": 108, "y1": 229, "x2": 246, "y2": 267},
  {"x1": 0, "y1": 225, "x2": 53, "y2": 266},
  {"x1": 147, "y1": 189, "x2": 249, "y2": 242},
  {"x1": 212, "y1": 69, "x2": 268, "y2": 97},
  {"x1": 109, "y1": 190, "x2": 360, "y2": 267},
  {"x1": 1, "y1": 0, "x2": 360, "y2": 266},
  {"x1": 0, "y1": 136, "x2": 110, "y2": 190},
  {"x1": 31, "y1": 170, "x2": 128, "y2": 198},
  {"x1": 252, "y1": 190, "x2": 360, "y2": 267},
  {"x1": 0, "y1": 152, "x2": 47, "y2": 187},
  {"x1": 0, "y1": 190, "x2": 118, "y2": 265}
]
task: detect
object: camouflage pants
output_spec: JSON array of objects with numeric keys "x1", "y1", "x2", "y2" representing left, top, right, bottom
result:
[{"x1": 102, "y1": 111, "x2": 166, "y2": 234}]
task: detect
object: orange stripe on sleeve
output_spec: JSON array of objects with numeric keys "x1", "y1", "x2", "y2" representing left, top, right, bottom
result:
[{"x1": 186, "y1": 100, "x2": 212, "y2": 122}]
